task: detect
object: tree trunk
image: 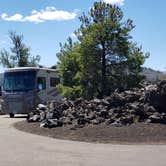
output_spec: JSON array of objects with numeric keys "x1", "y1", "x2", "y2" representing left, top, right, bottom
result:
[{"x1": 101, "y1": 43, "x2": 106, "y2": 98}]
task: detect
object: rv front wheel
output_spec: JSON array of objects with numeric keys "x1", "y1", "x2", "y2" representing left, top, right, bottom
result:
[{"x1": 9, "y1": 113, "x2": 14, "y2": 118}]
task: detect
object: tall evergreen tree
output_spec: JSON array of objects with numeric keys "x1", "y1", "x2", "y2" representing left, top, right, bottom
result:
[
  {"x1": 78, "y1": 2, "x2": 134, "y2": 96},
  {"x1": 57, "y1": 2, "x2": 149, "y2": 99},
  {"x1": 0, "y1": 31, "x2": 40, "y2": 68}
]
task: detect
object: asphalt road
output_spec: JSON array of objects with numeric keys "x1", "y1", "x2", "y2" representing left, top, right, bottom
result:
[{"x1": 0, "y1": 115, "x2": 166, "y2": 166}]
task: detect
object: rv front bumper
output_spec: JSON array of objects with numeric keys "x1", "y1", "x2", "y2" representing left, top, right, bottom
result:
[{"x1": 2, "y1": 91, "x2": 35, "y2": 114}]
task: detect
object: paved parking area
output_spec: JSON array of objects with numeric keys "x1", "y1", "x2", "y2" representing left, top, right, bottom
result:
[{"x1": 0, "y1": 115, "x2": 166, "y2": 166}]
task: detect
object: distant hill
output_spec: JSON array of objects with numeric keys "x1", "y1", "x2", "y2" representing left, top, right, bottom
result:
[{"x1": 141, "y1": 68, "x2": 165, "y2": 82}]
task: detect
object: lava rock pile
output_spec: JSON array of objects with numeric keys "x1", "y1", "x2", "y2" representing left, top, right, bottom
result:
[{"x1": 27, "y1": 80, "x2": 166, "y2": 128}]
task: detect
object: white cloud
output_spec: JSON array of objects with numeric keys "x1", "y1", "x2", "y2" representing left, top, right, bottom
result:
[
  {"x1": 103, "y1": 0, "x2": 124, "y2": 6},
  {"x1": 1, "y1": 6, "x2": 77, "y2": 23},
  {"x1": 1, "y1": 13, "x2": 23, "y2": 22}
]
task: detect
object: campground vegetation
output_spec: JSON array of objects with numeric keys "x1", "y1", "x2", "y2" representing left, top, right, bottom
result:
[
  {"x1": 56, "y1": 1, "x2": 149, "y2": 99},
  {"x1": 0, "y1": 2, "x2": 149, "y2": 100}
]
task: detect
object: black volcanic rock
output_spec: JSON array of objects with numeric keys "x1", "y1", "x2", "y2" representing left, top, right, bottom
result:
[{"x1": 27, "y1": 81, "x2": 166, "y2": 128}]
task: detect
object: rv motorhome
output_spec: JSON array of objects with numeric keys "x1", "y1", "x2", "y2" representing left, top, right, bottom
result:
[{"x1": 2, "y1": 67, "x2": 61, "y2": 117}]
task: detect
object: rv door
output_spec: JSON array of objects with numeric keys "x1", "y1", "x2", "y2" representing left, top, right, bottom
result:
[{"x1": 37, "y1": 76, "x2": 48, "y2": 103}]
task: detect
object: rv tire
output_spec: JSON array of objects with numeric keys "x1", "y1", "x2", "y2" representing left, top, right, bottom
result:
[{"x1": 9, "y1": 113, "x2": 14, "y2": 118}]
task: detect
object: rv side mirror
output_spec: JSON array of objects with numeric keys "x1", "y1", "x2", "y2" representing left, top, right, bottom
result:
[{"x1": 37, "y1": 83, "x2": 43, "y2": 91}]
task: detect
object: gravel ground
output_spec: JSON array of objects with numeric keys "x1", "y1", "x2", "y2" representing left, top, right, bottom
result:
[{"x1": 14, "y1": 121, "x2": 166, "y2": 144}]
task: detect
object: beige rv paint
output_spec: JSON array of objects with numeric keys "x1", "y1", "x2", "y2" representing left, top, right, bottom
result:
[{"x1": 36, "y1": 68, "x2": 61, "y2": 103}]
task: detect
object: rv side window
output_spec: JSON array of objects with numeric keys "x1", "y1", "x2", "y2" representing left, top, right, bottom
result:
[
  {"x1": 50, "y1": 77, "x2": 60, "y2": 87},
  {"x1": 37, "y1": 77, "x2": 46, "y2": 90}
]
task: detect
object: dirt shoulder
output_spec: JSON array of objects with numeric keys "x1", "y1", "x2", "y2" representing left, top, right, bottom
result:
[{"x1": 14, "y1": 121, "x2": 166, "y2": 144}]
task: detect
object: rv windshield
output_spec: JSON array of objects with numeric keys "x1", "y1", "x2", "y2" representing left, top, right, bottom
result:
[{"x1": 3, "y1": 71, "x2": 36, "y2": 92}]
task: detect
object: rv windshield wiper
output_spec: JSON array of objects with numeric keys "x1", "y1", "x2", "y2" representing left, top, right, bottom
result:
[
  {"x1": 5, "y1": 89, "x2": 23, "y2": 92},
  {"x1": 4, "y1": 90, "x2": 13, "y2": 92}
]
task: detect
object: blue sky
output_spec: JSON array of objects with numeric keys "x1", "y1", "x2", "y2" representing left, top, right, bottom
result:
[{"x1": 0, "y1": 0, "x2": 165, "y2": 71}]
